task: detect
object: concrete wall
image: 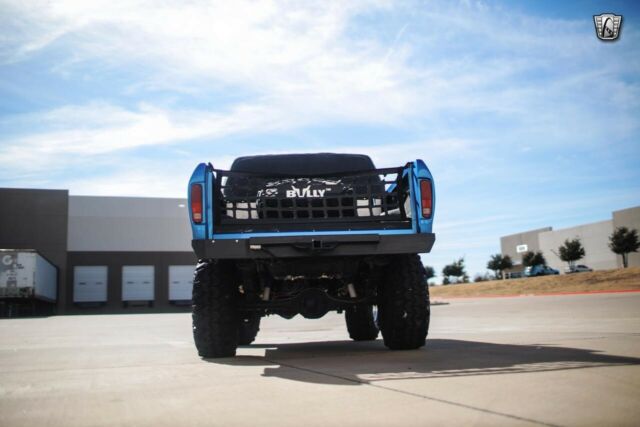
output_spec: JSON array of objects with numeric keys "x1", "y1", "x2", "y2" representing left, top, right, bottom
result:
[
  {"x1": 500, "y1": 227, "x2": 552, "y2": 267},
  {"x1": 0, "y1": 188, "x2": 69, "y2": 313},
  {"x1": 501, "y1": 206, "x2": 640, "y2": 273},
  {"x1": 68, "y1": 196, "x2": 192, "y2": 252},
  {"x1": 65, "y1": 196, "x2": 196, "y2": 313},
  {"x1": 538, "y1": 220, "x2": 616, "y2": 273},
  {"x1": 612, "y1": 206, "x2": 640, "y2": 268}
]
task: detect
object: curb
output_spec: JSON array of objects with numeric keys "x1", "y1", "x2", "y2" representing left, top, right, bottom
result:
[{"x1": 432, "y1": 288, "x2": 640, "y2": 301}]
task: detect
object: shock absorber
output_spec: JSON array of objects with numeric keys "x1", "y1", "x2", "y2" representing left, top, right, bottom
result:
[
  {"x1": 347, "y1": 283, "x2": 357, "y2": 298},
  {"x1": 257, "y1": 264, "x2": 273, "y2": 301}
]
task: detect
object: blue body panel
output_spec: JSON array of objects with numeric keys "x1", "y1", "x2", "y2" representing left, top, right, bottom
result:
[
  {"x1": 188, "y1": 159, "x2": 435, "y2": 240},
  {"x1": 212, "y1": 229, "x2": 416, "y2": 240}
]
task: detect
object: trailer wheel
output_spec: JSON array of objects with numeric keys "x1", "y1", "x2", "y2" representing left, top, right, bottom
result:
[
  {"x1": 378, "y1": 254, "x2": 430, "y2": 350},
  {"x1": 192, "y1": 260, "x2": 239, "y2": 358},
  {"x1": 238, "y1": 314, "x2": 261, "y2": 345},
  {"x1": 345, "y1": 304, "x2": 379, "y2": 341}
]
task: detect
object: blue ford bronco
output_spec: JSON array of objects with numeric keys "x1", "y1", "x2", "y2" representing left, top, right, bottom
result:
[{"x1": 188, "y1": 153, "x2": 435, "y2": 357}]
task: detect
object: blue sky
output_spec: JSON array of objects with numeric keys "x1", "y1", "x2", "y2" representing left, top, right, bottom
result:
[{"x1": 1, "y1": 0, "x2": 639, "y2": 280}]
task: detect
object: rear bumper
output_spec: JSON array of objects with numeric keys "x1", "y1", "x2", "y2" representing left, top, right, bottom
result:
[{"x1": 192, "y1": 233, "x2": 435, "y2": 259}]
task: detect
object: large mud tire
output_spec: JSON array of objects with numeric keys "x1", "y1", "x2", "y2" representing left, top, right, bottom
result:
[
  {"x1": 378, "y1": 254, "x2": 430, "y2": 350},
  {"x1": 192, "y1": 260, "x2": 239, "y2": 358},
  {"x1": 238, "y1": 315, "x2": 261, "y2": 345},
  {"x1": 345, "y1": 304, "x2": 379, "y2": 341}
]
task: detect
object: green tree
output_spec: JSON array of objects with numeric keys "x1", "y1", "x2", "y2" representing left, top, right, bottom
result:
[
  {"x1": 609, "y1": 227, "x2": 640, "y2": 268},
  {"x1": 558, "y1": 238, "x2": 586, "y2": 270},
  {"x1": 442, "y1": 258, "x2": 466, "y2": 284},
  {"x1": 486, "y1": 254, "x2": 514, "y2": 279},
  {"x1": 423, "y1": 265, "x2": 435, "y2": 284},
  {"x1": 522, "y1": 251, "x2": 546, "y2": 267}
]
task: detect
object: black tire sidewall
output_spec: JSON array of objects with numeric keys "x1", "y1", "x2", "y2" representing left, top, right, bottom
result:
[
  {"x1": 345, "y1": 304, "x2": 379, "y2": 341},
  {"x1": 378, "y1": 254, "x2": 430, "y2": 350},
  {"x1": 192, "y1": 260, "x2": 240, "y2": 358}
]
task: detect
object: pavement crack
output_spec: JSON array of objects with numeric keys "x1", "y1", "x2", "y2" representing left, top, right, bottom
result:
[{"x1": 266, "y1": 358, "x2": 564, "y2": 427}]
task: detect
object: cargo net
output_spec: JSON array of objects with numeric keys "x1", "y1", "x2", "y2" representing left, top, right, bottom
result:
[{"x1": 214, "y1": 167, "x2": 411, "y2": 228}]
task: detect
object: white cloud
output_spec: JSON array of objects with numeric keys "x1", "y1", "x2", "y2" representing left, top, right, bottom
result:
[
  {"x1": 1, "y1": 0, "x2": 416, "y2": 120},
  {"x1": 1, "y1": 0, "x2": 639, "y2": 280},
  {"x1": 1, "y1": 0, "x2": 637, "y2": 170},
  {"x1": 0, "y1": 102, "x2": 290, "y2": 174}
]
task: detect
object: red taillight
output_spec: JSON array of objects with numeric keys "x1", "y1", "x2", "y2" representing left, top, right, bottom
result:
[
  {"x1": 420, "y1": 179, "x2": 432, "y2": 218},
  {"x1": 191, "y1": 183, "x2": 203, "y2": 223}
]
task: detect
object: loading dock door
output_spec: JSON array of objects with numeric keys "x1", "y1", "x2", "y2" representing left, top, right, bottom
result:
[
  {"x1": 122, "y1": 266, "x2": 154, "y2": 301},
  {"x1": 73, "y1": 266, "x2": 108, "y2": 302},
  {"x1": 169, "y1": 265, "x2": 194, "y2": 302}
]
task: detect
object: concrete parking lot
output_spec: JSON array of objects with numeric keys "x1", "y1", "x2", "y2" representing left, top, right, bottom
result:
[{"x1": 1, "y1": 293, "x2": 639, "y2": 427}]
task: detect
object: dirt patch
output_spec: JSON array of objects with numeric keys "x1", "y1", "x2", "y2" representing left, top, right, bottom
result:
[{"x1": 430, "y1": 267, "x2": 640, "y2": 298}]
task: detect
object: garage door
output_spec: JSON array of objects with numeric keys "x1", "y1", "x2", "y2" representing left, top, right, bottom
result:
[
  {"x1": 73, "y1": 266, "x2": 108, "y2": 302},
  {"x1": 122, "y1": 266, "x2": 154, "y2": 301},
  {"x1": 169, "y1": 265, "x2": 194, "y2": 301}
]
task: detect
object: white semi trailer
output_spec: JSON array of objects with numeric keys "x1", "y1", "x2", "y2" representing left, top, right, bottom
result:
[{"x1": 0, "y1": 250, "x2": 57, "y2": 316}]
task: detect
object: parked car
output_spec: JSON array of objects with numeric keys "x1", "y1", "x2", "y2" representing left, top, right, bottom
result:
[
  {"x1": 565, "y1": 264, "x2": 593, "y2": 274},
  {"x1": 524, "y1": 265, "x2": 559, "y2": 277}
]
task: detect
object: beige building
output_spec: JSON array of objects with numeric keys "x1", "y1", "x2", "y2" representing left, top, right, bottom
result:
[
  {"x1": 500, "y1": 206, "x2": 640, "y2": 273},
  {"x1": 500, "y1": 227, "x2": 552, "y2": 269},
  {"x1": 613, "y1": 207, "x2": 640, "y2": 268}
]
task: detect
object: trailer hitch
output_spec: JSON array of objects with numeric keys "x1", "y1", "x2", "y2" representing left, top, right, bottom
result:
[{"x1": 292, "y1": 239, "x2": 339, "y2": 252}]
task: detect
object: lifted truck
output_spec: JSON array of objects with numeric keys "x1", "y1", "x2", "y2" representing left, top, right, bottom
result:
[{"x1": 188, "y1": 153, "x2": 436, "y2": 357}]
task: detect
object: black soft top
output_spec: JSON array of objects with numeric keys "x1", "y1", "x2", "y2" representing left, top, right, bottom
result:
[{"x1": 230, "y1": 153, "x2": 376, "y2": 175}]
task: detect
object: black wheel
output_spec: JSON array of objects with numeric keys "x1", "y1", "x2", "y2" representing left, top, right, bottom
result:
[
  {"x1": 378, "y1": 254, "x2": 430, "y2": 350},
  {"x1": 238, "y1": 314, "x2": 261, "y2": 345},
  {"x1": 345, "y1": 304, "x2": 379, "y2": 341},
  {"x1": 192, "y1": 259, "x2": 239, "y2": 358}
]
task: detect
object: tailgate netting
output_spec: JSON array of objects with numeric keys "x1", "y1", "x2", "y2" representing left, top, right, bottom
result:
[{"x1": 213, "y1": 166, "x2": 412, "y2": 232}]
